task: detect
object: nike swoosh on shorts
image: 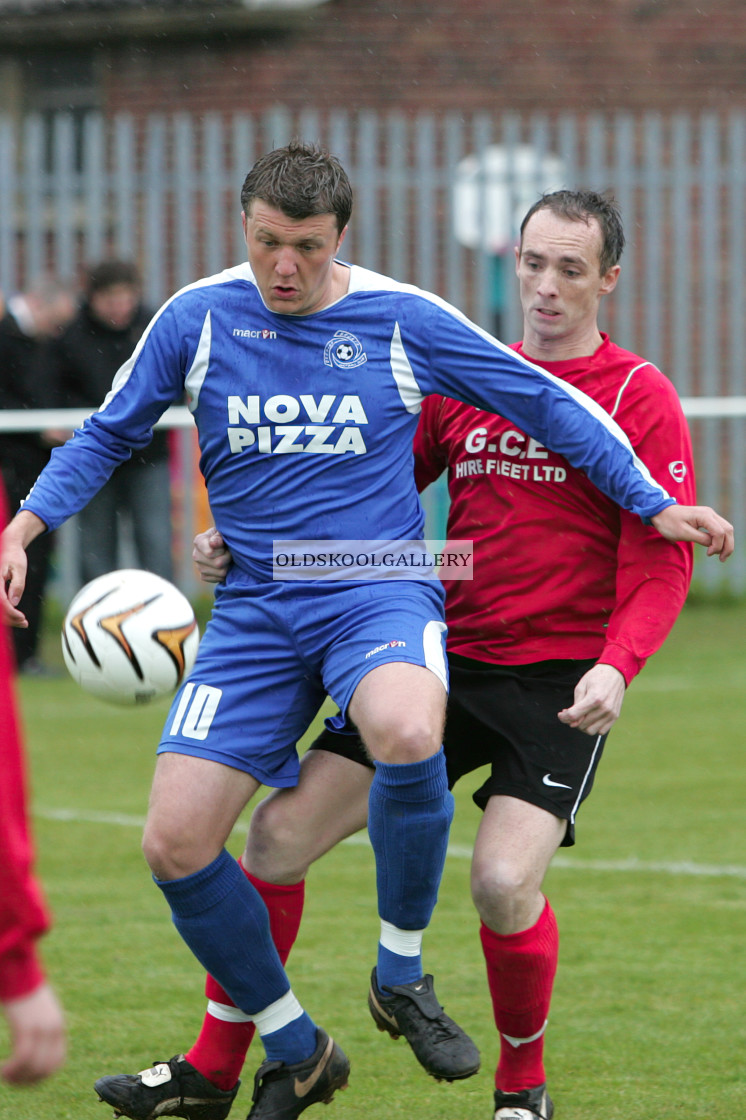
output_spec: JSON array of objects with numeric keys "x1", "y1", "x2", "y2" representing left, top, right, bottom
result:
[{"x1": 542, "y1": 773, "x2": 572, "y2": 789}]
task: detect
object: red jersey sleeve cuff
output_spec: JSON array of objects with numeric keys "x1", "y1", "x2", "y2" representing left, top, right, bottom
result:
[
  {"x1": 597, "y1": 643, "x2": 648, "y2": 687},
  {"x1": 0, "y1": 945, "x2": 46, "y2": 1004}
]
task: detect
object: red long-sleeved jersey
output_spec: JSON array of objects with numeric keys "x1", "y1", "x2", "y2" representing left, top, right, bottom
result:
[
  {"x1": 0, "y1": 485, "x2": 49, "y2": 1003},
  {"x1": 414, "y1": 335, "x2": 695, "y2": 684}
]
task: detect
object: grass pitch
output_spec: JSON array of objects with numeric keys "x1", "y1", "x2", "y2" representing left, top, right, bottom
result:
[{"x1": 4, "y1": 598, "x2": 746, "y2": 1119}]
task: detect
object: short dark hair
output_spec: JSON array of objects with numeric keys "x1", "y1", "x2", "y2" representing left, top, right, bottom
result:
[
  {"x1": 86, "y1": 259, "x2": 141, "y2": 296},
  {"x1": 519, "y1": 189, "x2": 625, "y2": 275},
  {"x1": 240, "y1": 140, "x2": 353, "y2": 235}
]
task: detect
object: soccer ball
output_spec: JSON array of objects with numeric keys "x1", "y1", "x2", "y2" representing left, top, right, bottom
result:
[{"x1": 61, "y1": 568, "x2": 200, "y2": 706}]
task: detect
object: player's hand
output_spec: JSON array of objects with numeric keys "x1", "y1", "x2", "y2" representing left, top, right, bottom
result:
[
  {"x1": 557, "y1": 663, "x2": 626, "y2": 736},
  {"x1": 1, "y1": 983, "x2": 66, "y2": 1084},
  {"x1": 1, "y1": 511, "x2": 48, "y2": 626},
  {"x1": 651, "y1": 504, "x2": 734, "y2": 561},
  {"x1": 0, "y1": 533, "x2": 30, "y2": 628},
  {"x1": 40, "y1": 427, "x2": 73, "y2": 448},
  {"x1": 192, "y1": 527, "x2": 232, "y2": 584}
]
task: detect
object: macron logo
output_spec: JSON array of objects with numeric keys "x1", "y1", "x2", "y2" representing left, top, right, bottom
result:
[
  {"x1": 365, "y1": 639, "x2": 407, "y2": 660},
  {"x1": 233, "y1": 327, "x2": 277, "y2": 340}
]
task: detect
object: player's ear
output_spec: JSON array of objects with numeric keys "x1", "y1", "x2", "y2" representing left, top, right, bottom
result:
[
  {"x1": 600, "y1": 264, "x2": 621, "y2": 296},
  {"x1": 336, "y1": 224, "x2": 349, "y2": 252}
]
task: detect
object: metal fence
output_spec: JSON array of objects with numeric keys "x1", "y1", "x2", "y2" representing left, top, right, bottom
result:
[{"x1": 1, "y1": 106, "x2": 744, "y2": 595}]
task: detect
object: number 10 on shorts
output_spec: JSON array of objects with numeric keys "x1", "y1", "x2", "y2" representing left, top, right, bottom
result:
[{"x1": 169, "y1": 683, "x2": 222, "y2": 740}]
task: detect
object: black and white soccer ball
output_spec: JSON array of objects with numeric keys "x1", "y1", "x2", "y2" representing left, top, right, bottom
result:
[{"x1": 61, "y1": 568, "x2": 200, "y2": 706}]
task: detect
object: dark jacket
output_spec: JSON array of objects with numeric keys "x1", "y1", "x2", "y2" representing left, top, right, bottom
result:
[
  {"x1": 0, "y1": 310, "x2": 59, "y2": 484},
  {"x1": 54, "y1": 302, "x2": 169, "y2": 465}
]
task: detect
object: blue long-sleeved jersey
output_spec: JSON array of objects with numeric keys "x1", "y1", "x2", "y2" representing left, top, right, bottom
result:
[{"x1": 24, "y1": 261, "x2": 673, "y2": 582}]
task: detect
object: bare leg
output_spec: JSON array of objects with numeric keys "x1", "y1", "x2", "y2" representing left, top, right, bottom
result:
[
  {"x1": 245, "y1": 748, "x2": 371, "y2": 883},
  {"x1": 349, "y1": 661, "x2": 446, "y2": 763},
  {"x1": 142, "y1": 752, "x2": 261, "y2": 880},
  {"x1": 471, "y1": 795, "x2": 565, "y2": 934}
]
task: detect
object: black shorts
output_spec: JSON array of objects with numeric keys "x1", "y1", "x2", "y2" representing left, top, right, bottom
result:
[{"x1": 308, "y1": 653, "x2": 608, "y2": 848}]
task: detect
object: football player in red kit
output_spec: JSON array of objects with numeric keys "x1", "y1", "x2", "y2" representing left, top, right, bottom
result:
[
  {"x1": 277, "y1": 190, "x2": 698, "y2": 1120},
  {"x1": 0, "y1": 481, "x2": 66, "y2": 1085}
]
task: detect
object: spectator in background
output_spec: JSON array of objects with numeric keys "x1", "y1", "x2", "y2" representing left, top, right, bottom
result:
[
  {"x1": 0, "y1": 276, "x2": 75, "y2": 675},
  {"x1": 0, "y1": 478, "x2": 66, "y2": 1084},
  {"x1": 54, "y1": 260, "x2": 174, "y2": 584}
]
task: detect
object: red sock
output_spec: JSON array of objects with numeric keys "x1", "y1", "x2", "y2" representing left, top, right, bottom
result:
[
  {"x1": 185, "y1": 861, "x2": 305, "y2": 1090},
  {"x1": 480, "y1": 899, "x2": 558, "y2": 1093}
]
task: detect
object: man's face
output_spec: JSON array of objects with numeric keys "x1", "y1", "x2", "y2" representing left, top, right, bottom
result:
[
  {"x1": 243, "y1": 201, "x2": 346, "y2": 316},
  {"x1": 34, "y1": 292, "x2": 76, "y2": 337},
  {"x1": 516, "y1": 208, "x2": 619, "y2": 355},
  {"x1": 89, "y1": 283, "x2": 140, "y2": 330}
]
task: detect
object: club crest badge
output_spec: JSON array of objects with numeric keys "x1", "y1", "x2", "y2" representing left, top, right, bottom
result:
[{"x1": 324, "y1": 330, "x2": 367, "y2": 370}]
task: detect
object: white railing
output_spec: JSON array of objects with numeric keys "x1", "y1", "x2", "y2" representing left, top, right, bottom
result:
[{"x1": 0, "y1": 406, "x2": 193, "y2": 431}]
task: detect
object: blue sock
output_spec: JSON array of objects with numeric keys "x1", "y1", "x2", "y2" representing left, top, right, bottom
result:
[
  {"x1": 156, "y1": 849, "x2": 317, "y2": 1062},
  {"x1": 261, "y1": 1014, "x2": 318, "y2": 1065},
  {"x1": 368, "y1": 748, "x2": 454, "y2": 988},
  {"x1": 377, "y1": 942, "x2": 422, "y2": 988}
]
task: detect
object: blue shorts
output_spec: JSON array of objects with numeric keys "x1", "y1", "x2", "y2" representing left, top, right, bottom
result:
[{"x1": 157, "y1": 578, "x2": 447, "y2": 787}]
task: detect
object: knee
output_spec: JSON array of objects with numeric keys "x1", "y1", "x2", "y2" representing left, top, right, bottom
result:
[
  {"x1": 362, "y1": 713, "x2": 443, "y2": 764},
  {"x1": 141, "y1": 824, "x2": 170, "y2": 881},
  {"x1": 142, "y1": 819, "x2": 214, "y2": 882},
  {"x1": 244, "y1": 796, "x2": 311, "y2": 884},
  {"x1": 141, "y1": 821, "x2": 176, "y2": 880},
  {"x1": 471, "y1": 858, "x2": 539, "y2": 932}
]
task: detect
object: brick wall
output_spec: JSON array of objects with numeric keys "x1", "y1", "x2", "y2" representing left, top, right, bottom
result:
[{"x1": 103, "y1": 0, "x2": 746, "y2": 117}]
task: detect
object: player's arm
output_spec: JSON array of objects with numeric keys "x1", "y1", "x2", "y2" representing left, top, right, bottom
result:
[
  {"x1": 560, "y1": 516, "x2": 693, "y2": 736},
  {"x1": 561, "y1": 375, "x2": 700, "y2": 734},
  {"x1": 0, "y1": 602, "x2": 66, "y2": 1083},
  {"x1": 0, "y1": 510, "x2": 48, "y2": 627},
  {"x1": 557, "y1": 508, "x2": 693, "y2": 736}
]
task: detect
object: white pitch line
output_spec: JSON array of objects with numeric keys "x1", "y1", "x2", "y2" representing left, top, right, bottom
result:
[
  {"x1": 35, "y1": 806, "x2": 746, "y2": 880},
  {"x1": 37, "y1": 806, "x2": 147, "y2": 828}
]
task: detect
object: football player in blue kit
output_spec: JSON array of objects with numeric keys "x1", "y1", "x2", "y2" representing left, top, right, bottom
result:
[{"x1": 0, "y1": 142, "x2": 733, "y2": 1120}]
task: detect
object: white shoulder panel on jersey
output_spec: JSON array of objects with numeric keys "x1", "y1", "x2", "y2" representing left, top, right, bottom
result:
[
  {"x1": 186, "y1": 310, "x2": 213, "y2": 413},
  {"x1": 389, "y1": 321, "x2": 423, "y2": 414}
]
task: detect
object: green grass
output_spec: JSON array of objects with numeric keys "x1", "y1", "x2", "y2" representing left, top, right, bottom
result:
[{"x1": 4, "y1": 599, "x2": 746, "y2": 1118}]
